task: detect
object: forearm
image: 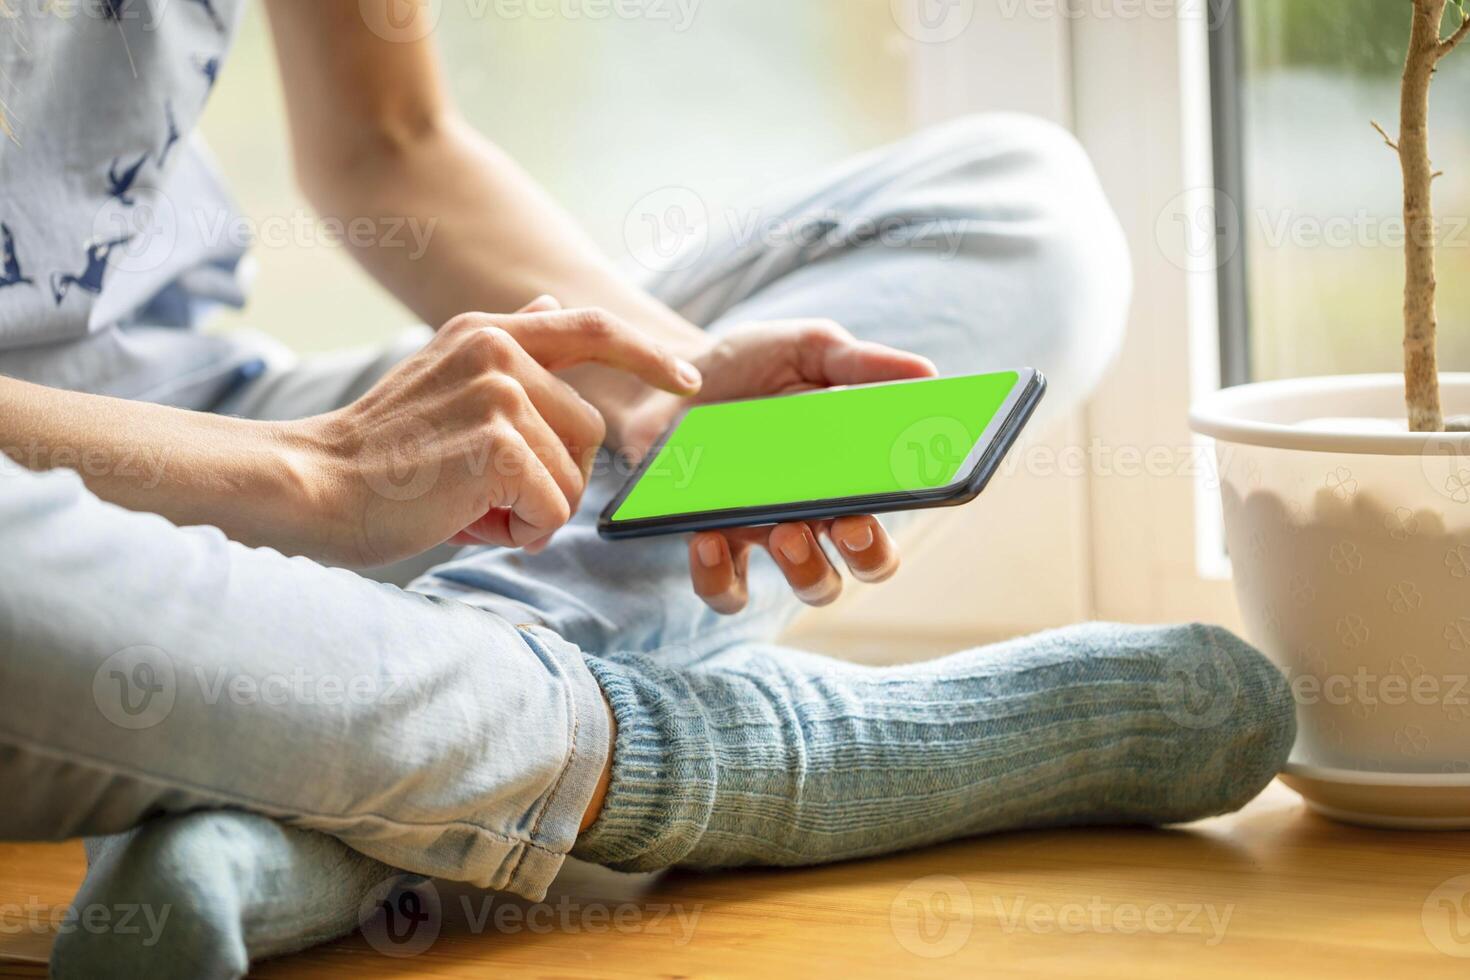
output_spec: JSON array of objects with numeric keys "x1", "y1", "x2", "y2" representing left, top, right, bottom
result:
[
  {"x1": 304, "y1": 116, "x2": 711, "y2": 441},
  {"x1": 0, "y1": 377, "x2": 324, "y2": 555}
]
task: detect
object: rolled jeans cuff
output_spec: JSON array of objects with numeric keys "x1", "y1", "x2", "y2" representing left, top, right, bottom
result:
[{"x1": 499, "y1": 625, "x2": 613, "y2": 901}]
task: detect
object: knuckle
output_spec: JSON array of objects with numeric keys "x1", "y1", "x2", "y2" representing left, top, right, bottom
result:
[
  {"x1": 477, "y1": 325, "x2": 516, "y2": 355},
  {"x1": 804, "y1": 319, "x2": 846, "y2": 343},
  {"x1": 465, "y1": 326, "x2": 520, "y2": 371},
  {"x1": 477, "y1": 372, "x2": 525, "y2": 411},
  {"x1": 575, "y1": 308, "x2": 617, "y2": 340},
  {"x1": 586, "y1": 408, "x2": 608, "y2": 446},
  {"x1": 442, "y1": 312, "x2": 485, "y2": 334},
  {"x1": 546, "y1": 494, "x2": 573, "y2": 528}
]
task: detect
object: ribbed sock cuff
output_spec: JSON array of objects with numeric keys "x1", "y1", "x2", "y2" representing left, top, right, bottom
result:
[{"x1": 570, "y1": 652, "x2": 718, "y2": 872}]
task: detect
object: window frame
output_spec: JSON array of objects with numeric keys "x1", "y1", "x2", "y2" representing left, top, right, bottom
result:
[
  {"x1": 1069, "y1": 1, "x2": 1242, "y2": 624},
  {"x1": 802, "y1": 0, "x2": 1248, "y2": 647},
  {"x1": 1207, "y1": 0, "x2": 1253, "y2": 390}
]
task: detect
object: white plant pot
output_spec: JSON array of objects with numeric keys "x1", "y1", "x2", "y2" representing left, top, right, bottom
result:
[{"x1": 1191, "y1": 374, "x2": 1470, "y2": 828}]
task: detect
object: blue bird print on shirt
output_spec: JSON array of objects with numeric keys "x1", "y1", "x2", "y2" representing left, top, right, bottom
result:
[
  {"x1": 50, "y1": 235, "x2": 133, "y2": 306},
  {"x1": 108, "y1": 153, "x2": 149, "y2": 205},
  {"x1": 0, "y1": 224, "x2": 34, "y2": 290},
  {"x1": 157, "y1": 101, "x2": 181, "y2": 167},
  {"x1": 197, "y1": 55, "x2": 221, "y2": 90},
  {"x1": 187, "y1": 0, "x2": 226, "y2": 32}
]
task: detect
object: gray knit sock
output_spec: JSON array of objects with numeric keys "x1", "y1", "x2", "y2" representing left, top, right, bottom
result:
[
  {"x1": 572, "y1": 623, "x2": 1294, "y2": 871},
  {"x1": 51, "y1": 813, "x2": 400, "y2": 980}
]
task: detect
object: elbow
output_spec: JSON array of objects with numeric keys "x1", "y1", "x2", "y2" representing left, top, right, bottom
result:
[{"x1": 293, "y1": 105, "x2": 458, "y2": 212}]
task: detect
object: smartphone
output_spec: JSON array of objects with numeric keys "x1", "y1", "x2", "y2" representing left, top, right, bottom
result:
[{"x1": 597, "y1": 368, "x2": 1045, "y2": 540}]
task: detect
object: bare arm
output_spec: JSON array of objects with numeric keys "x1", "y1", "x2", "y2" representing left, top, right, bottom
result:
[
  {"x1": 0, "y1": 375, "x2": 320, "y2": 552},
  {"x1": 262, "y1": 0, "x2": 710, "y2": 444},
  {"x1": 0, "y1": 305, "x2": 697, "y2": 567}
]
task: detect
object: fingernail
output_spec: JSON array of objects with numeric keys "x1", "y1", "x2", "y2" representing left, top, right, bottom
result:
[
  {"x1": 778, "y1": 530, "x2": 812, "y2": 564},
  {"x1": 676, "y1": 360, "x2": 703, "y2": 390},
  {"x1": 842, "y1": 523, "x2": 875, "y2": 552},
  {"x1": 696, "y1": 536, "x2": 723, "y2": 568}
]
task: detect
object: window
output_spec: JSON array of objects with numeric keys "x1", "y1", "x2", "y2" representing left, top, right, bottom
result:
[
  {"x1": 1210, "y1": 0, "x2": 1470, "y2": 385},
  {"x1": 201, "y1": 1, "x2": 910, "y2": 353}
]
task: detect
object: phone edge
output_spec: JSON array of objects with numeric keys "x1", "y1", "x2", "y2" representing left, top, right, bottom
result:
[{"x1": 596, "y1": 369, "x2": 1047, "y2": 540}]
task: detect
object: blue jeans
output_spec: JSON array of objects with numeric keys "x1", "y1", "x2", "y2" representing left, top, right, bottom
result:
[{"x1": 0, "y1": 114, "x2": 1129, "y2": 902}]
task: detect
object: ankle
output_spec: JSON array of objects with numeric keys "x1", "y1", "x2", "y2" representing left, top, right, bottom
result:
[{"x1": 578, "y1": 695, "x2": 616, "y2": 833}]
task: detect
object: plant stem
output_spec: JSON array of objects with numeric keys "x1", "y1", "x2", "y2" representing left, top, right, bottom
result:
[{"x1": 1401, "y1": 0, "x2": 1447, "y2": 432}]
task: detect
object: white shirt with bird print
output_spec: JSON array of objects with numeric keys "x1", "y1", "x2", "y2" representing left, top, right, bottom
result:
[{"x1": 0, "y1": 0, "x2": 270, "y2": 407}]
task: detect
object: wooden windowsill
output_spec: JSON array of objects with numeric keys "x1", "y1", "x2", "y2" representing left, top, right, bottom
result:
[{"x1": 2, "y1": 780, "x2": 1468, "y2": 978}]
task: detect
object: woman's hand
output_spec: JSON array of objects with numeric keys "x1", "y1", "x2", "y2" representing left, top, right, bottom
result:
[
  {"x1": 295, "y1": 297, "x2": 702, "y2": 567},
  {"x1": 624, "y1": 320, "x2": 938, "y2": 615}
]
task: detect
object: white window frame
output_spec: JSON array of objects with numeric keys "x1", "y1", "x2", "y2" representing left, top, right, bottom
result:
[{"x1": 793, "y1": 0, "x2": 1242, "y2": 655}]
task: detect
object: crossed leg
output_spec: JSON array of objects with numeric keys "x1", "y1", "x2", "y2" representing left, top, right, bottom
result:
[{"x1": 31, "y1": 116, "x2": 1289, "y2": 979}]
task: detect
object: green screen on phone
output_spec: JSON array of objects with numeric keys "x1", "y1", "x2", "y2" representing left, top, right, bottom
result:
[{"x1": 610, "y1": 370, "x2": 1022, "y2": 522}]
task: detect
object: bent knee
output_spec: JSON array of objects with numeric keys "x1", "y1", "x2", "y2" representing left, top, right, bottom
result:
[{"x1": 891, "y1": 113, "x2": 1132, "y2": 400}]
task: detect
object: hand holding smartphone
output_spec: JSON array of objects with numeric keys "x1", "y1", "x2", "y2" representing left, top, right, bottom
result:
[{"x1": 599, "y1": 368, "x2": 1044, "y2": 539}]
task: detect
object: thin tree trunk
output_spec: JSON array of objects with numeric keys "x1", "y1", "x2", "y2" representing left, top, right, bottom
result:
[{"x1": 1401, "y1": 0, "x2": 1446, "y2": 432}]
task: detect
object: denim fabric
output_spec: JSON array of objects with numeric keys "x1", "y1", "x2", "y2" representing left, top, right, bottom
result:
[{"x1": 13, "y1": 114, "x2": 1163, "y2": 978}]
